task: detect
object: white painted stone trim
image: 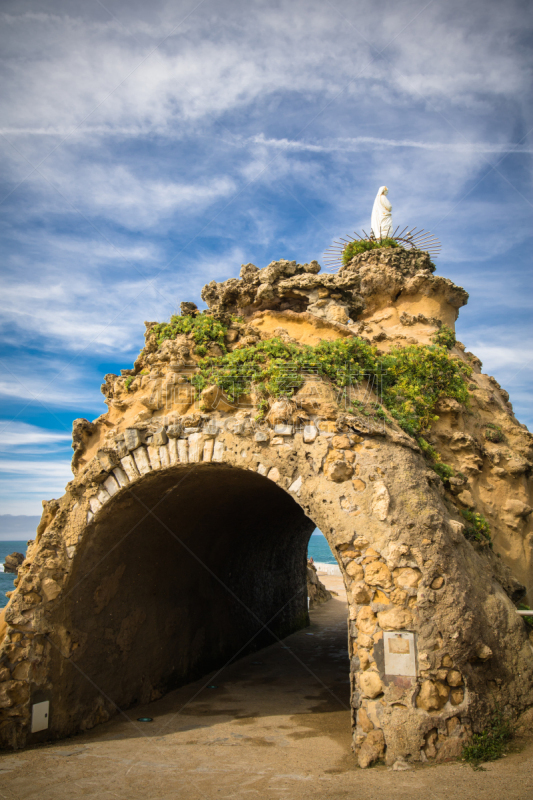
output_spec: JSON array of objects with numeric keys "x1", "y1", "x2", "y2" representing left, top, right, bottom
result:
[
  {"x1": 303, "y1": 425, "x2": 318, "y2": 443},
  {"x1": 147, "y1": 445, "x2": 161, "y2": 470},
  {"x1": 213, "y1": 441, "x2": 225, "y2": 462},
  {"x1": 96, "y1": 487, "x2": 111, "y2": 506},
  {"x1": 203, "y1": 439, "x2": 214, "y2": 462},
  {"x1": 168, "y1": 437, "x2": 178, "y2": 465},
  {"x1": 159, "y1": 444, "x2": 170, "y2": 468},
  {"x1": 274, "y1": 424, "x2": 293, "y2": 436},
  {"x1": 103, "y1": 474, "x2": 120, "y2": 496},
  {"x1": 178, "y1": 439, "x2": 188, "y2": 463},
  {"x1": 120, "y1": 455, "x2": 139, "y2": 481},
  {"x1": 89, "y1": 497, "x2": 102, "y2": 514},
  {"x1": 289, "y1": 476, "x2": 303, "y2": 494},
  {"x1": 113, "y1": 466, "x2": 130, "y2": 487},
  {"x1": 188, "y1": 433, "x2": 203, "y2": 462},
  {"x1": 133, "y1": 446, "x2": 151, "y2": 475}
]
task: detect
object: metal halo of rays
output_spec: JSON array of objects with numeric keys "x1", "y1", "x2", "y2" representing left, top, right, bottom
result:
[{"x1": 322, "y1": 225, "x2": 442, "y2": 273}]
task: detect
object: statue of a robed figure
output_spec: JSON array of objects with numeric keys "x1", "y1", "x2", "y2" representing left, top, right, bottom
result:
[{"x1": 371, "y1": 185, "x2": 392, "y2": 239}]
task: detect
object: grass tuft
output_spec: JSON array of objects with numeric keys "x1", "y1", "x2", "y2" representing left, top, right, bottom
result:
[{"x1": 462, "y1": 709, "x2": 513, "y2": 769}]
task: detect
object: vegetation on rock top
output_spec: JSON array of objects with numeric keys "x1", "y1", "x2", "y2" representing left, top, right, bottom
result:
[
  {"x1": 342, "y1": 238, "x2": 399, "y2": 265},
  {"x1": 152, "y1": 313, "x2": 228, "y2": 355},
  {"x1": 173, "y1": 320, "x2": 473, "y2": 431},
  {"x1": 142, "y1": 310, "x2": 472, "y2": 436},
  {"x1": 192, "y1": 336, "x2": 377, "y2": 417},
  {"x1": 380, "y1": 341, "x2": 471, "y2": 435}
]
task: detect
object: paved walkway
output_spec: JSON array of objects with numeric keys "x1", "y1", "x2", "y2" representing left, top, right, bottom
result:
[{"x1": 1, "y1": 575, "x2": 532, "y2": 799}]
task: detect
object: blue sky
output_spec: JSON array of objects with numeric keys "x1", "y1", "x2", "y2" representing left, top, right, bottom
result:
[{"x1": 0, "y1": 0, "x2": 532, "y2": 515}]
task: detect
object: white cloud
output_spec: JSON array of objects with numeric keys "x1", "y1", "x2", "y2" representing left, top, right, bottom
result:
[
  {"x1": 48, "y1": 165, "x2": 236, "y2": 230},
  {"x1": 1, "y1": 1, "x2": 530, "y2": 145},
  {"x1": 0, "y1": 422, "x2": 71, "y2": 449},
  {"x1": 0, "y1": 356, "x2": 106, "y2": 411},
  {"x1": 0, "y1": 244, "x2": 246, "y2": 354},
  {"x1": 0, "y1": 0, "x2": 531, "y2": 512},
  {"x1": 0, "y1": 458, "x2": 73, "y2": 515},
  {"x1": 0, "y1": 459, "x2": 72, "y2": 477},
  {"x1": 252, "y1": 133, "x2": 533, "y2": 156}
]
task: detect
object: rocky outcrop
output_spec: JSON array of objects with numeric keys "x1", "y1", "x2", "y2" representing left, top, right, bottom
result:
[
  {"x1": 0, "y1": 247, "x2": 531, "y2": 770},
  {"x1": 2, "y1": 553, "x2": 24, "y2": 574},
  {"x1": 200, "y1": 249, "x2": 467, "y2": 329},
  {"x1": 307, "y1": 561, "x2": 332, "y2": 608}
]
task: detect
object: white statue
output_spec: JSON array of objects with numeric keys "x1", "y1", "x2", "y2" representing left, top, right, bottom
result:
[{"x1": 370, "y1": 186, "x2": 392, "y2": 240}]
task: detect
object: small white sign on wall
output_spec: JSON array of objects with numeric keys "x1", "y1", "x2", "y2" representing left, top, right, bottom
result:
[
  {"x1": 384, "y1": 631, "x2": 417, "y2": 677},
  {"x1": 31, "y1": 701, "x2": 49, "y2": 733}
]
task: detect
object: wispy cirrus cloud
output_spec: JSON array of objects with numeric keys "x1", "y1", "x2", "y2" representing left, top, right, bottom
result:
[{"x1": 0, "y1": 422, "x2": 71, "y2": 450}]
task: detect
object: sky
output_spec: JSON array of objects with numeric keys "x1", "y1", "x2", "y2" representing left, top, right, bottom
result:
[{"x1": 0, "y1": 0, "x2": 532, "y2": 516}]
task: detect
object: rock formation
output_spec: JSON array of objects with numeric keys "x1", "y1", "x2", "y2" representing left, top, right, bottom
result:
[
  {"x1": 0, "y1": 247, "x2": 531, "y2": 769},
  {"x1": 2, "y1": 553, "x2": 24, "y2": 575},
  {"x1": 307, "y1": 561, "x2": 332, "y2": 608}
]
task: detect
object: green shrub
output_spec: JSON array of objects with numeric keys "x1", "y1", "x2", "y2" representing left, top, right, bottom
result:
[
  {"x1": 190, "y1": 332, "x2": 471, "y2": 431},
  {"x1": 433, "y1": 462, "x2": 455, "y2": 481},
  {"x1": 460, "y1": 509, "x2": 491, "y2": 546},
  {"x1": 192, "y1": 336, "x2": 377, "y2": 417},
  {"x1": 431, "y1": 325, "x2": 456, "y2": 350},
  {"x1": 143, "y1": 308, "x2": 471, "y2": 434},
  {"x1": 485, "y1": 423, "x2": 504, "y2": 443},
  {"x1": 462, "y1": 709, "x2": 513, "y2": 769},
  {"x1": 418, "y1": 437, "x2": 454, "y2": 481},
  {"x1": 380, "y1": 343, "x2": 471, "y2": 435},
  {"x1": 124, "y1": 377, "x2": 134, "y2": 391},
  {"x1": 151, "y1": 313, "x2": 228, "y2": 354},
  {"x1": 342, "y1": 238, "x2": 399, "y2": 265}
]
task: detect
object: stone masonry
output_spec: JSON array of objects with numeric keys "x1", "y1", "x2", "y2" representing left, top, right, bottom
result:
[{"x1": 0, "y1": 247, "x2": 532, "y2": 768}]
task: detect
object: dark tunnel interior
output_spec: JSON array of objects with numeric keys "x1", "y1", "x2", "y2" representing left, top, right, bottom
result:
[{"x1": 49, "y1": 464, "x2": 316, "y2": 733}]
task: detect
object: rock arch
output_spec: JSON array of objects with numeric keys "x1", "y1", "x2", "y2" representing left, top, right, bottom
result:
[
  {"x1": 1, "y1": 248, "x2": 532, "y2": 766},
  {"x1": 3, "y1": 421, "x2": 533, "y2": 763}
]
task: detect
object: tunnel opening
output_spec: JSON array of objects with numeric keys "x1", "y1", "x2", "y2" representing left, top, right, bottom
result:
[{"x1": 51, "y1": 464, "x2": 328, "y2": 732}]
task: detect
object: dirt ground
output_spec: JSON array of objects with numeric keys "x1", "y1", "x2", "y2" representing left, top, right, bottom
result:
[{"x1": 1, "y1": 574, "x2": 532, "y2": 800}]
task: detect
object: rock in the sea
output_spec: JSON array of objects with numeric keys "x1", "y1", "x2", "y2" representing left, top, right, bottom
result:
[{"x1": 3, "y1": 552, "x2": 24, "y2": 574}]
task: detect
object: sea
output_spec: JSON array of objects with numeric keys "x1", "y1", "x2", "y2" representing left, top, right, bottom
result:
[
  {"x1": 307, "y1": 530, "x2": 336, "y2": 565},
  {"x1": 0, "y1": 532, "x2": 335, "y2": 610}
]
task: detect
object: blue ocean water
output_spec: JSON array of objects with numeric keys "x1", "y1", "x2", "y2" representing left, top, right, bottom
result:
[
  {"x1": 0, "y1": 541, "x2": 26, "y2": 609},
  {"x1": 307, "y1": 530, "x2": 335, "y2": 564}
]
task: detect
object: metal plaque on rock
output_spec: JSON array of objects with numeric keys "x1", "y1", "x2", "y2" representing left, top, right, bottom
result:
[{"x1": 383, "y1": 631, "x2": 417, "y2": 677}]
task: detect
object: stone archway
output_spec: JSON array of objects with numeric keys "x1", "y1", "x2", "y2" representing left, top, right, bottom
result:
[
  {"x1": 45, "y1": 462, "x2": 316, "y2": 733},
  {"x1": 2, "y1": 421, "x2": 533, "y2": 764},
  {"x1": 1, "y1": 248, "x2": 532, "y2": 766}
]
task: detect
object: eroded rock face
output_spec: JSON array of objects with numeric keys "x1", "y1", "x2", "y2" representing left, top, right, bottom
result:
[
  {"x1": 306, "y1": 561, "x2": 332, "y2": 608},
  {"x1": 0, "y1": 248, "x2": 531, "y2": 770},
  {"x1": 2, "y1": 553, "x2": 24, "y2": 574},
  {"x1": 200, "y1": 249, "x2": 467, "y2": 331}
]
